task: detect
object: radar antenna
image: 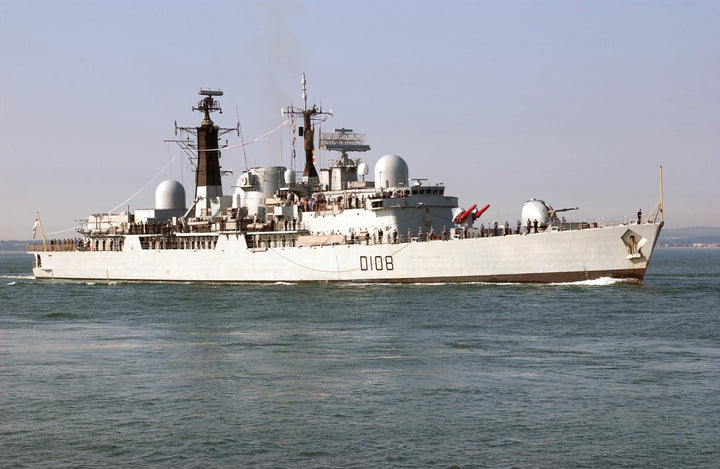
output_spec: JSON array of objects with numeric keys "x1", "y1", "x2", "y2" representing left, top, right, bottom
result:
[
  {"x1": 194, "y1": 89, "x2": 224, "y2": 125},
  {"x1": 320, "y1": 127, "x2": 371, "y2": 167},
  {"x1": 320, "y1": 128, "x2": 370, "y2": 154}
]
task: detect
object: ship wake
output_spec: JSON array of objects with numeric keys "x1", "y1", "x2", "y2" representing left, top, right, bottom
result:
[{"x1": 550, "y1": 277, "x2": 638, "y2": 286}]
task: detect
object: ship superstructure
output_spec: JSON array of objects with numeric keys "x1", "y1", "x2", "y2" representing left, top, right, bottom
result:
[{"x1": 28, "y1": 76, "x2": 664, "y2": 283}]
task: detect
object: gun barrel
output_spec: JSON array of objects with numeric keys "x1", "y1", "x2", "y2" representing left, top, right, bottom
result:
[
  {"x1": 454, "y1": 204, "x2": 477, "y2": 224},
  {"x1": 473, "y1": 204, "x2": 491, "y2": 220}
]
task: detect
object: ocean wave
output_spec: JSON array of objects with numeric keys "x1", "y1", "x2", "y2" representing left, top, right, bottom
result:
[{"x1": 0, "y1": 274, "x2": 34, "y2": 280}]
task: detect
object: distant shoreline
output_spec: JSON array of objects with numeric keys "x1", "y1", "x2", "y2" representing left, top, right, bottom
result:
[{"x1": 657, "y1": 245, "x2": 719, "y2": 249}]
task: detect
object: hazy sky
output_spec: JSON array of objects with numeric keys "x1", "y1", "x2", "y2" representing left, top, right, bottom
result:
[{"x1": 1, "y1": 0, "x2": 718, "y2": 240}]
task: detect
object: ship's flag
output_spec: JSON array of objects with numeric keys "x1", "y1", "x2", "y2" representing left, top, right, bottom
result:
[{"x1": 32, "y1": 214, "x2": 39, "y2": 240}]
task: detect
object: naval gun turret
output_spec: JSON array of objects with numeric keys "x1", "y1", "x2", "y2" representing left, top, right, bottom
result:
[{"x1": 521, "y1": 198, "x2": 579, "y2": 227}]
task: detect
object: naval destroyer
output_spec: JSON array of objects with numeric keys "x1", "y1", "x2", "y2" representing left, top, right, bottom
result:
[{"x1": 28, "y1": 76, "x2": 664, "y2": 283}]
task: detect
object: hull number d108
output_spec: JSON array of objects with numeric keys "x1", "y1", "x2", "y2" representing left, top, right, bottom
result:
[{"x1": 360, "y1": 256, "x2": 394, "y2": 271}]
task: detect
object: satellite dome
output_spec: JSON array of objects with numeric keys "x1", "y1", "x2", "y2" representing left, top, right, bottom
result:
[
  {"x1": 521, "y1": 198, "x2": 552, "y2": 227},
  {"x1": 374, "y1": 154, "x2": 409, "y2": 189},
  {"x1": 155, "y1": 180, "x2": 186, "y2": 210},
  {"x1": 284, "y1": 168, "x2": 296, "y2": 185},
  {"x1": 357, "y1": 162, "x2": 369, "y2": 177}
]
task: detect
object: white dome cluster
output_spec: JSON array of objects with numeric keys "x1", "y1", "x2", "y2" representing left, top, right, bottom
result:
[
  {"x1": 155, "y1": 180, "x2": 186, "y2": 210},
  {"x1": 374, "y1": 154, "x2": 409, "y2": 189}
]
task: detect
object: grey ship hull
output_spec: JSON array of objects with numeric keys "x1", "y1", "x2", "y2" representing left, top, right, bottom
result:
[{"x1": 30, "y1": 222, "x2": 662, "y2": 284}]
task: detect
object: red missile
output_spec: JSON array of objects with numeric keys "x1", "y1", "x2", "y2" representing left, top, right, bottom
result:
[
  {"x1": 454, "y1": 204, "x2": 477, "y2": 224},
  {"x1": 473, "y1": 204, "x2": 490, "y2": 220}
]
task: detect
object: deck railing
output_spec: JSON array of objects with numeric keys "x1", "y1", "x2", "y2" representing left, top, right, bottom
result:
[{"x1": 26, "y1": 243, "x2": 79, "y2": 252}]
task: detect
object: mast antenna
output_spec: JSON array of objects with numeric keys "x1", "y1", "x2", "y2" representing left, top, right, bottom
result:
[
  {"x1": 281, "y1": 73, "x2": 332, "y2": 183},
  {"x1": 302, "y1": 73, "x2": 307, "y2": 110}
]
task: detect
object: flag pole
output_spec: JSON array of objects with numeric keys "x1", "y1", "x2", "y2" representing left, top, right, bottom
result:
[
  {"x1": 659, "y1": 165, "x2": 664, "y2": 222},
  {"x1": 36, "y1": 212, "x2": 47, "y2": 249}
]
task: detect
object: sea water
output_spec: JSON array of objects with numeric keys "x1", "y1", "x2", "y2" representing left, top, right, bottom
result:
[{"x1": 1, "y1": 249, "x2": 718, "y2": 468}]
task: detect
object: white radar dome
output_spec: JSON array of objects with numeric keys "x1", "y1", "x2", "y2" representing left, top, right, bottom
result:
[
  {"x1": 284, "y1": 168, "x2": 296, "y2": 185},
  {"x1": 155, "y1": 180, "x2": 186, "y2": 210},
  {"x1": 374, "y1": 154, "x2": 409, "y2": 189},
  {"x1": 521, "y1": 198, "x2": 552, "y2": 227},
  {"x1": 357, "y1": 162, "x2": 369, "y2": 177}
]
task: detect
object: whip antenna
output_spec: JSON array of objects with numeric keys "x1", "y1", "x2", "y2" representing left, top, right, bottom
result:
[{"x1": 235, "y1": 105, "x2": 249, "y2": 171}]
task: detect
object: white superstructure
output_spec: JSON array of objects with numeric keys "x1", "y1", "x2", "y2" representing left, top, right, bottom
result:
[{"x1": 28, "y1": 79, "x2": 664, "y2": 283}]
